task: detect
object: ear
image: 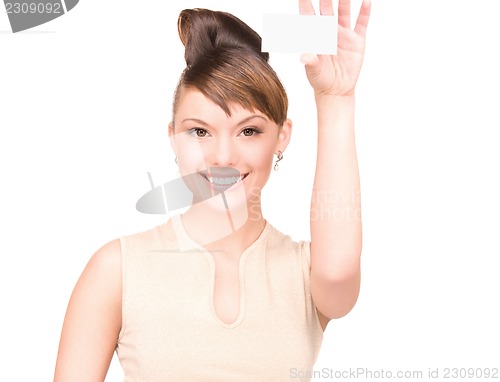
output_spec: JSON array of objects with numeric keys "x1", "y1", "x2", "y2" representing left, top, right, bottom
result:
[
  {"x1": 275, "y1": 118, "x2": 292, "y2": 154},
  {"x1": 168, "y1": 122, "x2": 178, "y2": 157}
]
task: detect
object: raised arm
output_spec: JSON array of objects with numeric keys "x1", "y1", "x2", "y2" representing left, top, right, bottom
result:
[
  {"x1": 54, "y1": 239, "x2": 122, "y2": 381},
  {"x1": 299, "y1": 0, "x2": 371, "y2": 320}
]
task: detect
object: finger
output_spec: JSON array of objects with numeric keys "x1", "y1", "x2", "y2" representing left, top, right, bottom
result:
[
  {"x1": 319, "y1": 0, "x2": 335, "y2": 16},
  {"x1": 338, "y1": 0, "x2": 351, "y2": 29},
  {"x1": 300, "y1": 53, "x2": 319, "y2": 66},
  {"x1": 300, "y1": 53, "x2": 322, "y2": 80},
  {"x1": 354, "y1": 0, "x2": 371, "y2": 37},
  {"x1": 299, "y1": 0, "x2": 315, "y2": 15}
]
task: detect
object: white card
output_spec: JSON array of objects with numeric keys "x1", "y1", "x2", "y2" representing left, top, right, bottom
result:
[{"x1": 262, "y1": 14, "x2": 338, "y2": 55}]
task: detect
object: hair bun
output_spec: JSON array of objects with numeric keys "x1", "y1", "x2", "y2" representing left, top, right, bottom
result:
[{"x1": 178, "y1": 8, "x2": 269, "y2": 66}]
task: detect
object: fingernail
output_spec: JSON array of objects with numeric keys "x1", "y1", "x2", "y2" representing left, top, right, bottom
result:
[{"x1": 300, "y1": 53, "x2": 313, "y2": 64}]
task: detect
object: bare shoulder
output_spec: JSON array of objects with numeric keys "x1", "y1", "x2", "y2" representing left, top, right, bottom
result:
[
  {"x1": 54, "y1": 238, "x2": 122, "y2": 381},
  {"x1": 73, "y1": 238, "x2": 122, "y2": 306},
  {"x1": 87, "y1": 238, "x2": 122, "y2": 276}
]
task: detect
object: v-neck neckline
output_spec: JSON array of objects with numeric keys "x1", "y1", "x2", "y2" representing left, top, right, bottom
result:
[{"x1": 171, "y1": 214, "x2": 272, "y2": 328}]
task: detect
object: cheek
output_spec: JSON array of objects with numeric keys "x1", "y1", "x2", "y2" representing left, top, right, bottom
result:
[
  {"x1": 242, "y1": 142, "x2": 275, "y2": 170},
  {"x1": 176, "y1": 140, "x2": 206, "y2": 174}
]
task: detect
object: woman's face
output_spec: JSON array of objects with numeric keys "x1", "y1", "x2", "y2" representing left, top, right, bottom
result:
[{"x1": 169, "y1": 88, "x2": 291, "y2": 214}]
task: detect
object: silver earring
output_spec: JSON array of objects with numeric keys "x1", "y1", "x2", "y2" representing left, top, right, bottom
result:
[
  {"x1": 175, "y1": 157, "x2": 178, "y2": 164},
  {"x1": 274, "y1": 150, "x2": 283, "y2": 171}
]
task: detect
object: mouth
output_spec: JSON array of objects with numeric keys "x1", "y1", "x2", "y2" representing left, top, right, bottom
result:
[{"x1": 201, "y1": 172, "x2": 249, "y2": 187}]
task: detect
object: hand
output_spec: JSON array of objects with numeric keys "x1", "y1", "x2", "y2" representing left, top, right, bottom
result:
[{"x1": 299, "y1": 0, "x2": 371, "y2": 97}]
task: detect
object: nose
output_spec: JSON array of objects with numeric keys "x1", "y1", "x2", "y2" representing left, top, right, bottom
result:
[{"x1": 207, "y1": 137, "x2": 238, "y2": 167}]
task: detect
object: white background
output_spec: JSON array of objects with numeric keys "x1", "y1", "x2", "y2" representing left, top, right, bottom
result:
[{"x1": 1, "y1": 0, "x2": 499, "y2": 381}]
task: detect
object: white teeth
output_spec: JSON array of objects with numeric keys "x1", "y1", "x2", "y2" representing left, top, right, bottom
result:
[{"x1": 206, "y1": 174, "x2": 245, "y2": 185}]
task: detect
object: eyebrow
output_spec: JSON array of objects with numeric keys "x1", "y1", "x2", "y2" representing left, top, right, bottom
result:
[{"x1": 181, "y1": 115, "x2": 268, "y2": 127}]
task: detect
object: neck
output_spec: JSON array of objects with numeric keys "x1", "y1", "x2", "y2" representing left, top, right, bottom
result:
[{"x1": 181, "y1": 194, "x2": 265, "y2": 257}]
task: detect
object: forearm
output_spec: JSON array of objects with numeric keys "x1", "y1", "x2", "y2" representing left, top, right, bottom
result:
[{"x1": 310, "y1": 94, "x2": 362, "y2": 281}]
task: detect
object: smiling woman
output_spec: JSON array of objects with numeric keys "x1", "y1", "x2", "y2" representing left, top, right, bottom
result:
[
  {"x1": 53, "y1": 1, "x2": 371, "y2": 381},
  {"x1": 169, "y1": 89, "x2": 290, "y2": 227}
]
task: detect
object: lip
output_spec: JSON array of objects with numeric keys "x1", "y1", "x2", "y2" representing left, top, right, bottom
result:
[
  {"x1": 199, "y1": 167, "x2": 241, "y2": 178},
  {"x1": 199, "y1": 171, "x2": 250, "y2": 191}
]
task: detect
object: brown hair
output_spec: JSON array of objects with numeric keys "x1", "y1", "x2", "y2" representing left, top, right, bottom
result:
[{"x1": 172, "y1": 8, "x2": 288, "y2": 126}]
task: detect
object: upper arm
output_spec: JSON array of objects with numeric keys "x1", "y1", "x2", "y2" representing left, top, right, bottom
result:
[
  {"x1": 54, "y1": 239, "x2": 122, "y2": 382},
  {"x1": 310, "y1": 264, "x2": 361, "y2": 320},
  {"x1": 309, "y1": 238, "x2": 361, "y2": 320}
]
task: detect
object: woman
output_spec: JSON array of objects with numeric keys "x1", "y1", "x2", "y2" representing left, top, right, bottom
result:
[{"x1": 54, "y1": 0, "x2": 371, "y2": 380}]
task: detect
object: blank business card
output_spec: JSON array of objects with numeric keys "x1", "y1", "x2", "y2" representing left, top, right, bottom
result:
[{"x1": 262, "y1": 14, "x2": 338, "y2": 55}]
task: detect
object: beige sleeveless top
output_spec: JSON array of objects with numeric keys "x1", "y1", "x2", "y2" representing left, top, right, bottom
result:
[{"x1": 115, "y1": 215, "x2": 323, "y2": 381}]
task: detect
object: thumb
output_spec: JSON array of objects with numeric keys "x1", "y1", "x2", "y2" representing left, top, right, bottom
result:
[{"x1": 300, "y1": 53, "x2": 321, "y2": 78}]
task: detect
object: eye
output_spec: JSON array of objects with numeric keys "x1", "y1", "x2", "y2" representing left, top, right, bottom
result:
[
  {"x1": 240, "y1": 127, "x2": 262, "y2": 137},
  {"x1": 188, "y1": 128, "x2": 209, "y2": 138},
  {"x1": 195, "y1": 128, "x2": 208, "y2": 137}
]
